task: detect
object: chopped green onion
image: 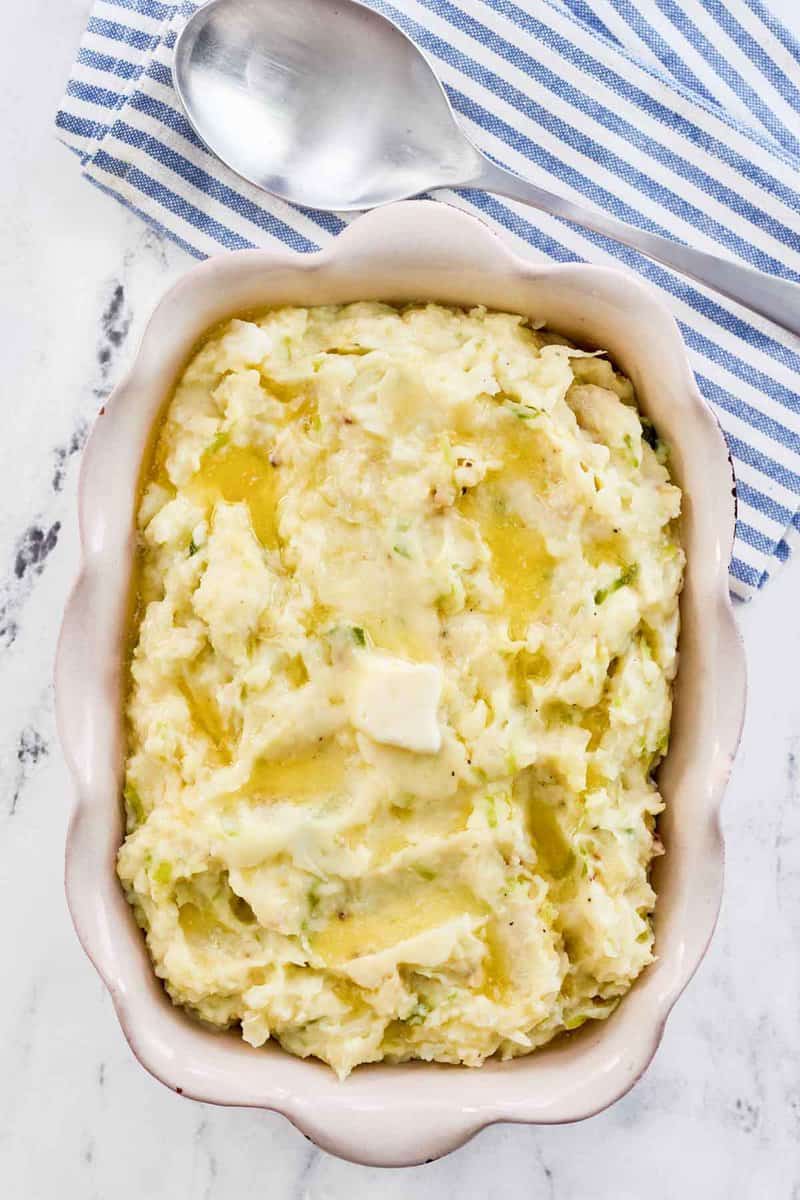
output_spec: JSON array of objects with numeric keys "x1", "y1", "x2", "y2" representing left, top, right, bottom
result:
[
  {"x1": 505, "y1": 399, "x2": 542, "y2": 420},
  {"x1": 595, "y1": 562, "x2": 639, "y2": 606},
  {"x1": 206, "y1": 431, "x2": 229, "y2": 455},
  {"x1": 123, "y1": 783, "x2": 145, "y2": 826},
  {"x1": 406, "y1": 1000, "x2": 431, "y2": 1026},
  {"x1": 623, "y1": 433, "x2": 640, "y2": 468},
  {"x1": 152, "y1": 860, "x2": 172, "y2": 885}
]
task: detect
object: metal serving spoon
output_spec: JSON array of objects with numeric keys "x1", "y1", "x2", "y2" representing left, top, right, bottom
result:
[{"x1": 174, "y1": 0, "x2": 800, "y2": 337}]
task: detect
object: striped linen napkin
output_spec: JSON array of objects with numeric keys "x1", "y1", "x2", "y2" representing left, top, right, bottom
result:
[{"x1": 56, "y1": 0, "x2": 800, "y2": 599}]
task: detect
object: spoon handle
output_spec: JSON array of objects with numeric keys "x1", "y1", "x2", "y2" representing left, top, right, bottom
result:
[{"x1": 468, "y1": 156, "x2": 800, "y2": 339}]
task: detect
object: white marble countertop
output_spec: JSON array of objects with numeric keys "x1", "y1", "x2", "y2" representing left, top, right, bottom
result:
[{"x1": 3, "y1": 3, "x2": 800, "y2": 1196}]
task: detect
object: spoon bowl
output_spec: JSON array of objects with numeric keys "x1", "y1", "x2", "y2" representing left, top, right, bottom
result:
[
  {"x1": 174, "y1": 0, "x2": 480, "y2": 210},
  {"x1": 174, "y1": 0, "x2": 800, "y2": 335}
]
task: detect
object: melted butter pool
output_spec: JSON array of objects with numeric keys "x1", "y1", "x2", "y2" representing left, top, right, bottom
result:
[
  {"x1": 310, "y1": 882, "x2": 484, "y2": 965},
  {"x1": 242, "y1": 738, "x2": 349, "y2": 803},
  {"x1": 361, "y1": 613, "x2": 437, "y2": 662},
  {"x1": 187, "y1": 443, "x2": 282, "y2": 548},
  {"x1": 178, "y1": 675, "x2": 230, "y2": 762},
  {"x1": 460, "y1": 423, "x2": 556, "y2": 638}
]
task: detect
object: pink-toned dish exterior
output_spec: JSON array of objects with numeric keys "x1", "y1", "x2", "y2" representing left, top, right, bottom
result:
[{"x1": 55, "y1": 201, "x2": 746, "y2": 1168}]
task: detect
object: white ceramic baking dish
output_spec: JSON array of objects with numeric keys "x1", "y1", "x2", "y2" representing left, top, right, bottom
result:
[{"x1": 56, "y1": 200, "x2": 746, "y2": 1167}]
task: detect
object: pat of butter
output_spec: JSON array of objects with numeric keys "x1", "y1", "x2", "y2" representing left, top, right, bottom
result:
[{"x1": 351, "y1": 655, "x2": 443, "y2": 754}]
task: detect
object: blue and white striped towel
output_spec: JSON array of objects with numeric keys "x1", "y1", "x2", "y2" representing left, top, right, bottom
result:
[{"x1": 56, "y1": 0, "x2": 800, "y2": 599}]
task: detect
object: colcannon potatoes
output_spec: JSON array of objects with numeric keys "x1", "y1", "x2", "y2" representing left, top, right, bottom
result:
[{"x1": 119, "y1": 303, "x2": 684, "y2": 1078}]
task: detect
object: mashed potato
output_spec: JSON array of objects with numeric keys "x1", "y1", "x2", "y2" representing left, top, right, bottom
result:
[{"x1": 119, "y1": 303, "x2": 684, "y2": 1079}]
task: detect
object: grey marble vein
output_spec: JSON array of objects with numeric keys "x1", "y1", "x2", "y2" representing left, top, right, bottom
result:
[
  {"x1": 8, "y1": 724, "x2": 49, "y2": 816},
  {"x1": 94, "y1": 279, "x2": 132, "y2": 397},
  {"x1": 52, "y1": 421, "x2": 89, "y2": 494},
  {"x1": 0, "y1": 522, "x2": 60, "y2": 649}
]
